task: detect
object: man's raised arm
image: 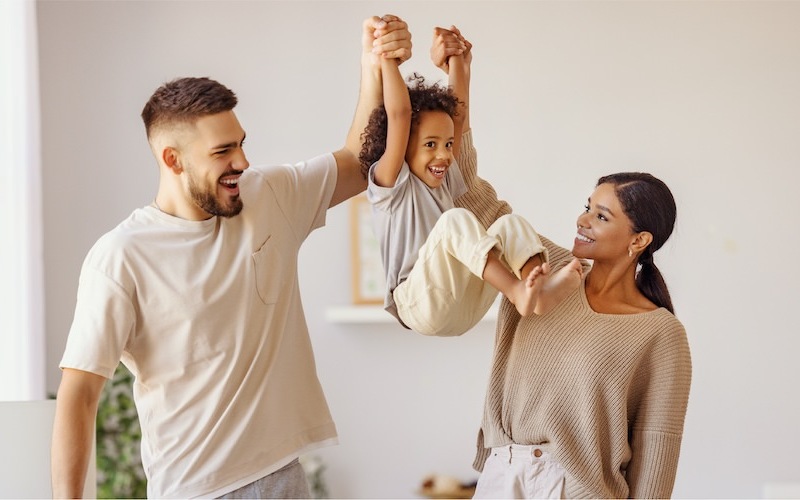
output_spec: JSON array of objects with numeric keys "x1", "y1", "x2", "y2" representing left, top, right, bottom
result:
[{"x1": 330, "y1": 15, "x2": 412, "y2": 207}]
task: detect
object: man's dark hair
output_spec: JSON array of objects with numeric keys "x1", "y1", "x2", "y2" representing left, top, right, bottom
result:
[{"x1": 141, "y1": 77, "x2": 238, "y2": 139}]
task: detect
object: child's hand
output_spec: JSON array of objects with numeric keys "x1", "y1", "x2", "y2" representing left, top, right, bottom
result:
[{"x1": 430, "y1": 25, "x2": 471, "y2": 73}]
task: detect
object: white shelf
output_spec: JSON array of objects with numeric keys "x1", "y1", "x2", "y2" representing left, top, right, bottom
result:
[
  {"x1": 325, "y1": 303, "x2": 499, "y2": 324},
  {"x1": 324, "y1": 305, "x2": 393, "y2": 323}
]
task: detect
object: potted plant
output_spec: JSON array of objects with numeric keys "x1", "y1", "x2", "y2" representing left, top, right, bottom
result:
[{"x1": 96, "y1": 364, "x2": 147, "y2": 498}]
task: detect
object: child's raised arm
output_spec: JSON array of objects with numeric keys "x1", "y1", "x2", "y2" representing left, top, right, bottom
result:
[
  {"x1": 433, "y1": 25, "x2": 472, "y2": 157},
  {"x1": 372, "y1": 56, "x2": 412, "y2": 187}
]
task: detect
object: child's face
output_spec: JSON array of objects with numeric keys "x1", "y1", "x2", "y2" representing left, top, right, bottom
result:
[{"x1": 405, "y1": 110, "x2": 454, "y2": 189}]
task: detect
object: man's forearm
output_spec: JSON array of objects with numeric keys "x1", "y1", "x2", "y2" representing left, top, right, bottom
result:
[
  {"x1": 51, "y1": 369, "x2": 105, "y2": 498},
  {"x1": 51, "y1": 397, "x2": 96, "y2": 498},
  {"x1": 344, "y1": 55, "x2": 382, "y2": 158},
  {"x1": 332, "y1": 15, "x2": 409, "y2": 207}
]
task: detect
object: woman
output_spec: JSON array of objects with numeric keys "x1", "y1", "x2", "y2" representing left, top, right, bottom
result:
[
  {"x1": 468, "y1": 170, "x2": 691, "y2": 499},
  {"x1": 431, "y1": 29, "x2": 692, "y2": 499}
]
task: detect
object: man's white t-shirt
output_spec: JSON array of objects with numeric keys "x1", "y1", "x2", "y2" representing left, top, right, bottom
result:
[{"x1": 61, "y1": 155, "x2": 338, "y2": 498}]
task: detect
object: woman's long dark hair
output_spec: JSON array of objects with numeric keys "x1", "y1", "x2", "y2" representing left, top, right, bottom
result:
[{"x1": 598, "y1": 172, "x2": 677, "y2": 314}]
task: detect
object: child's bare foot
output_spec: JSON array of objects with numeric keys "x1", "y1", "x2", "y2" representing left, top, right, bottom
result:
[
  {"x1": 495, "y1": 257, "x2": 582, "y2": 317},
  {"x1": 506, "y1": 264, "x2": 546, "y2": 316},
  {"x1": 531, "y1": 258, "x2": 583, "y2": 315},
  {"x1": 507, "y1": 283, "x2": 535, "y2": 317}
]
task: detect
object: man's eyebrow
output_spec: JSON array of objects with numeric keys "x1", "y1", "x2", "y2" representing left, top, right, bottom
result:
[{"x1": 211, "y1": 133, "x2": 246, "y2": 151}]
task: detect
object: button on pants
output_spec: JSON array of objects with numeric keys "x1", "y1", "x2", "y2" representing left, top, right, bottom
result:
[{"x1": 474, "y1": 444, "x2": 565, "y2": 499}]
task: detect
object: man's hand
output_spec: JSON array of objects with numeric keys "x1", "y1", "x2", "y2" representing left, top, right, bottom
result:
[
  {"x1": 362, "y1": 14, "x2": 412, "y2": 67},
  {"x1": 431, "y1": 25, "x2": 471, "y2": 73},
  {"x1": 334, "y1": 14, "x2": 412, "y2": 207}
]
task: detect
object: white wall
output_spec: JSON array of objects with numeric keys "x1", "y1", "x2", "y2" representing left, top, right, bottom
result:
[{"x1": 38, "y1": 1, "x2": 800, "y2": 497}]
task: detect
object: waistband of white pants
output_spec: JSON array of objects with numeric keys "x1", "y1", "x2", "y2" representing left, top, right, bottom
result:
[{"x1": 490, "y1": 443, "x2": 554, "y2": 462}]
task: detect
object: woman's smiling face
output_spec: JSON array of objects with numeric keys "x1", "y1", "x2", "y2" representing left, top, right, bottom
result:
[{"x1": 572, "y1": 182, "x2": 636, "y2": 261}]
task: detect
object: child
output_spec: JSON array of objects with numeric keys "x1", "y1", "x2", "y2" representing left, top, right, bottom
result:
[{"x1": 360, "y1": 27, "x2": 582, "y2": 336}]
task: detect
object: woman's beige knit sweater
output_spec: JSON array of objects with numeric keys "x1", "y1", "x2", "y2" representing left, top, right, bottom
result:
[{"x1": 455, "y1": 131, "x2": 692, "y2": 498}]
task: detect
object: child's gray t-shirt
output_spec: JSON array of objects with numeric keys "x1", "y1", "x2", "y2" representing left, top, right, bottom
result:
[{"x1": 366, "y1": 160, "x2": 467, "y2": 322}]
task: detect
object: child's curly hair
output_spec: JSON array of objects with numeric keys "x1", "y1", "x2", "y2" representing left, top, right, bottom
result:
[{"x1": 358, "y1": 73, "x2": 461, "y2": 178}]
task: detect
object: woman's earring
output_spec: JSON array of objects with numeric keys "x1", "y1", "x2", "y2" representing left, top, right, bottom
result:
[{"x1": 628, "y1": 249, "x2": 633, "y2": 257}]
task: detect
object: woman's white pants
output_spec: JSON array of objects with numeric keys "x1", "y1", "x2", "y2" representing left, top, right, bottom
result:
[{"x1": 473, "y1": 444, "x2": 565, "y2": 499}]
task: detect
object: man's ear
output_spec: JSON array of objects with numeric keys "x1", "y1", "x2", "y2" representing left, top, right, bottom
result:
[{"x1": 162, "y1": 147, "x2": 183, "y2": 175}]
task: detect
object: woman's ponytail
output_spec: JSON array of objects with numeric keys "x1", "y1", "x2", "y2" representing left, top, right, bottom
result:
[{"x1": 636, "y1": 252, "x2": 674, "y2": 314}]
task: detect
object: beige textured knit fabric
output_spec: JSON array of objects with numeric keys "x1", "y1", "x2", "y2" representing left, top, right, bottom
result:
[{"x1": 455, "y1": 130, "x2": 692, "y2": 498}]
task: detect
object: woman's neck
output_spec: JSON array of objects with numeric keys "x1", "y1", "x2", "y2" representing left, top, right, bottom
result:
[{"x1": 584, "y1": 261, "x2": 656, "y2": 314}]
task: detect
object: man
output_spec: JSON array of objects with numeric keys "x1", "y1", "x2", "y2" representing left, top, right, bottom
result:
[{"x1": 51, "y1": 15, "x2": 411, "y2": 499}]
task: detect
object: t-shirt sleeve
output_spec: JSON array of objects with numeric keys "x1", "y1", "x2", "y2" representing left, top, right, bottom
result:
[
  {"x1": 60, "y1": 263, "x2": 135, "y2": 379},
  {"x1": 366, "y1": 161, "x2": 411, "y2": 212},
  {"x1": 251, "y1": 153, "x2": 338, "y2": 240}
]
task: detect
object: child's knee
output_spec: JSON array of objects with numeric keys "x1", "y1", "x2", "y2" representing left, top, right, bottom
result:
[
  {"x1": 441, "y1": 207, "x2": 468, "y2": 223},
  {"x1": 440, "y1": 207, "x2": 480, "y2": 230}
]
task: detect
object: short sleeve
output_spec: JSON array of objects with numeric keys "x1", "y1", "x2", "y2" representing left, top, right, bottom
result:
[
  {"x1": 60, "y1": 265, "x2": 136, "y2": 378},
  {"x1": 246, "y1": 153, "x2": 338, "y2": 240}
]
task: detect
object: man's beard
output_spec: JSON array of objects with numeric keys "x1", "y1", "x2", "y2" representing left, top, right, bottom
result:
[{"x1": 187, "y1": 170, "x2": 243, "y2": 218}]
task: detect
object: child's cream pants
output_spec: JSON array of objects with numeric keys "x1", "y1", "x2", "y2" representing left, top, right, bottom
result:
[{"x1": 394, "y1": 208, "x2": 546, "y2": 337}]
